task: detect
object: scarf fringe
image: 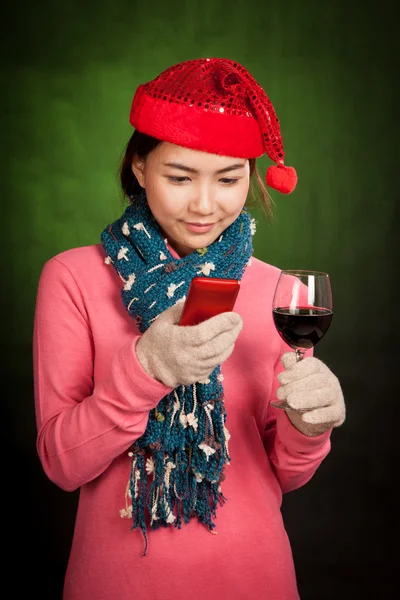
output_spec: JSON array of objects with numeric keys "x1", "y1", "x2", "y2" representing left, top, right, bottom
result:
[{"x1": 122, "y1": 378, "x2": 231, "y2": 555}]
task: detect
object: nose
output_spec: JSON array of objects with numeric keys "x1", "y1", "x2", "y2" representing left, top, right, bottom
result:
[{"x1": 189, "y1": 185, "x2": 217, "y2": 216}]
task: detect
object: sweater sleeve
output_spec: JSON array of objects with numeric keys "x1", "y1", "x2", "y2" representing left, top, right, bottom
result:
[
  {"x1": 33, "y1": 257, "x2": 173, "y2": 492},
  {"x1": 263, "y1": 346, "x2": 332, "y2": 494}
]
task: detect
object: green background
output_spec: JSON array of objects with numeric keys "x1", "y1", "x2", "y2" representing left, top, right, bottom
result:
[{"x1": 2, "y1": 0, "x2": 397, "y2": 597}]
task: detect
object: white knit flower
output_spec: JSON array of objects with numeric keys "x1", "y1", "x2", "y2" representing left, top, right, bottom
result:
[
  {"x1": 194, "y1": 472, "x2": 204, "y2": 483},
  {"x1": 166, "y1": 511, "x2": 176, "y2": 524},
  {"x1": 167, "y1": 283, "x2": 178, "y2": 298},
  {"x1": 198, "y1": 443, "x2": 216, "y2": 461},
  {"x1": 179, "y1": 412, "x2": 188, "y2": 428},
  {"x1": 247, "y1": 257, "x2": 252, "y2": 267},
  {"x1": 151, "y1": 506, "x2": 159, "y2": 522},
  {"x1": 145, "y1": 457, "x2": 155, "y2": 475},
  {"x1": 186, "y1": 412, "x2": 199, "y2": 432},
  {"x1": 159, "y1": 251, "x2": 167, "y2": 260},
  {"x1": 217, "y1": 373, "x2": 224, "y2": 382},
  {"x1": 119, "y1": 506, "x2": 133, "y2": 519},
  {"x1": 104, "y1": 256, "x2": 112, "y2": 265},
  {"x1": 196, "y1": 262, "x2": 215, "y2": 276},
  {"x1": 117, "y1": 247, "x2": 129, "y2": 261},
  {"x1": 122, "y1": 222, "x2": 130, "y2": 236},
  {"x1": 250, "y1": 218, "x2": 257, "y2": 236},
  {"x1": 167, "y1": 281, "x2": 184, "y2": 298},
  {"x1": 133, "y1": 469, "x2": 141, "y2": 499},
  {"x1": 133, "y1": 222, "x2": 151, "y2": 238},
  {"x1": 198, "y1": 377, "x2": 211, "y2": 385},
  {"x1": 123, "y1": 274, "x2": 136, "y2": 291}
]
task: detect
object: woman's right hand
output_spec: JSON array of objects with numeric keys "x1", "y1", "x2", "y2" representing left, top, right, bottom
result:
[{"x1": 135, "y1": 302, "x2": 243, "y2": 388}]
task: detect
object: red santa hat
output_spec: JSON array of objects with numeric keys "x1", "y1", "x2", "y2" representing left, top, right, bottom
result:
[{"x1": 129, "y1": 58, "x2": 297, "y2": 194}]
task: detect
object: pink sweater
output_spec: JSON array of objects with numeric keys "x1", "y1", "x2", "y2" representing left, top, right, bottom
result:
[{"x1": 33, "y1": 243, "x2": 331, "y2": 600}]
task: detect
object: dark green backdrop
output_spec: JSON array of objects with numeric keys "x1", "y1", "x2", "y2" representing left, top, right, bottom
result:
[{"x1": 2, "y1": 1, "x2": 397, "y2": 598}]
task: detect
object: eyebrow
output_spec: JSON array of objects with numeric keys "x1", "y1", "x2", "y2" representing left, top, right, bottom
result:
[{"x1": 163, "y1": 161, "x2": 246, "y2": 174}]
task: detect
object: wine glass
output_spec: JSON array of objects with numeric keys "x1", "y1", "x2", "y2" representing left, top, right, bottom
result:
[{"x1": 271, "y1": 270, "x2": 333, "y2": 411}]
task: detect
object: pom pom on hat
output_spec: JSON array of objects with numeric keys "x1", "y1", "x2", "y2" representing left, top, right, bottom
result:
[
  {"x1": 266, "y1": 164, "x2": 298, "y2": 194},
  {"x1": 130, "y1": 58, "x2": 298, "y2": 194}
]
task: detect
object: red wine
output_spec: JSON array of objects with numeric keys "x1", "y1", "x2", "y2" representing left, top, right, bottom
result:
[{"x1": 273, "y1": 306, "x2": 333, "y2": 349}]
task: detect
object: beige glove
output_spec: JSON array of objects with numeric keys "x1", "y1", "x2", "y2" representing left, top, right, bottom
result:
[
  {"x1": 276, "y1": 352, "x2": 346, "y2": 437},
  {"x1": 136, "y1": 302, "x2": 243, "y2": 388}
]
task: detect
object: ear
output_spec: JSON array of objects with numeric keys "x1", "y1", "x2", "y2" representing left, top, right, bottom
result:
[{"x1": 131, "y1": 155, "x2": 146, "y2": 188}]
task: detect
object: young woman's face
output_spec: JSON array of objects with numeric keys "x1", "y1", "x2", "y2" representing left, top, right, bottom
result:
[{"x1": 131, "y1": 142, "x2": 250, "y2": 257}]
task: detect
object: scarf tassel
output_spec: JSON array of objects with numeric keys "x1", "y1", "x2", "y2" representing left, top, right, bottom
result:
[{"x1": 127, "y1": 387, "x2": 230, "y2": 555}]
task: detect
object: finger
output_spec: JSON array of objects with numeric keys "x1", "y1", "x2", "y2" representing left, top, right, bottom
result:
[
  {"x1": 177, "y1": 329, "x2": 237, "y2": 365},
  {"x1": 280, "y1": 387, "x2": 337, "y2": 410},
  {"x1": 301, "y1": 404, "x2": 345, "y2": 426},
  {"x1": 280, "y1": 351, "x2": 297, "y2": 370},
  {"x1": 215, "y1": 342, "x2": 236, "y2": 366},
  {"x1": 196, "y1": 322, "x2": 242, "y2": 360},
  {"x1": 189, "y1": 312, "x2": 243, "y2": 346},
  {"x1": 201, "y1": 342, "x2": 236, "y2": 370},
  {"x1": 278, "y1": 356, "x2": 324, "y2": 385},
  {"x1": 277, "y1": 373, "x2": 330, "y2": 398},
  {"x1": 179, "y1": 318, "x2": 241, "y2": 349},
  {"x1": 193, "y1": 371, "x2": 214, "y2": 383},
  {"x1": 182, "y1": 368, "x2": 216, "y2": 386}
]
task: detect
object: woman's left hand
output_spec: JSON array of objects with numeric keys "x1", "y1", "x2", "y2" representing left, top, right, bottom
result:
[{"x1": 276, "y1": 352, "x2": 346, "y2": 437}]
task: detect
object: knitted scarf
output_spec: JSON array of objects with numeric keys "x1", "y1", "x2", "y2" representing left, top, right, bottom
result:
[{"x1": 101, "y1": 191, "x2": 254, "y2": 554}]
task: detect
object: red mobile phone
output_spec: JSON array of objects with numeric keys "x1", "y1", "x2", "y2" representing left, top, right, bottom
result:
[{"x1": 179, "y1": 277, "x2": 240, "y2": 326}]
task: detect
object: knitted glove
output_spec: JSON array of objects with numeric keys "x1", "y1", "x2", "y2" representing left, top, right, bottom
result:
[
  {"x1": 136, "y1": 302, "x2": 243, "y2": 388},
  {"x1": 276, "y1": 352, "x2": 346, "y2": 437}
]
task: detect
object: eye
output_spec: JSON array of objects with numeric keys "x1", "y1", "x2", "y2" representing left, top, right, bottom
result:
[
  {"x1": 219, "y1": 178, "x2": 239, "y2": 185},
  {"x1": 167, "y1": 176, "x2": 190, "y2": 184}
]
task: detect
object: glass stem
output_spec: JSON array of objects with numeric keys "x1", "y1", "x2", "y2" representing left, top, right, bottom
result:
[{"x1": 295, "y1": 348, "x2": 306, "y2": 362}]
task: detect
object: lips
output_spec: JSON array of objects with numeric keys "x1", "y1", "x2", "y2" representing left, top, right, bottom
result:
[{"x1": 185, "y1": 222, "x2": 215, "y2": 233}]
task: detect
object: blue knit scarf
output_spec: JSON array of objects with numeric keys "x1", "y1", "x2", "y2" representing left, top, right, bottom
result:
[{"x1": 101, "y1": 191, "x2": 254, "y2": 554}]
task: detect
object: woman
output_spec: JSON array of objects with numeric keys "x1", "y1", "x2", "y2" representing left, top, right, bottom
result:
[{"x1": 33, "y1": 57, "x2": 345, "y2": 600}]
